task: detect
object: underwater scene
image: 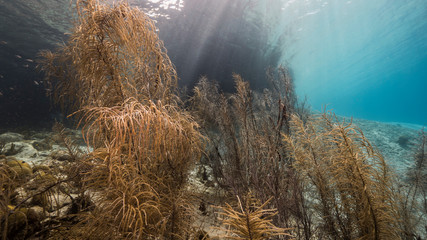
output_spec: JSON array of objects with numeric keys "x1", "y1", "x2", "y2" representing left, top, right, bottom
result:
[{"x1": 0, "y1": 0, "x2": 426, "y2": 239}]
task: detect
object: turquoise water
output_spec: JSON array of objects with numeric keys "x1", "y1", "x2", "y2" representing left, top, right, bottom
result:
[
  {"x1": 0, "y1": 0, "x2": 425, "y2": 127},
  {"x1": 154, "y1": 0, "x2": 427, "y2": 126},
  {"x1": 274, "y1": 0, "x2": 427, "y2": 125}
]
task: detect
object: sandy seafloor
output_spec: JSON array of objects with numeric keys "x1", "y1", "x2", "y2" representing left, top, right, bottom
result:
[
  {"x1": 347, "y1": 117, "x2": 424, "y2": 176},
  {"x1": 0, "y1": 116, "x2": 424, "y2": 179},
  {"x1": 0, "y1": 116, "x2": 424, "y2": 238}
]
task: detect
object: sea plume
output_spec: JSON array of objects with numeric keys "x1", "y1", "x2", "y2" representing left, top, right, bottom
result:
[
  {"x1": 39, "y1": 0, "x2": 203, "y2": 238},
  {"x1": 39, "y1": 0, "x2": 177, "y2": 112},
  {"x1": 216, "y1": 192, "x2": 291, "y2": 239},
  {"x1": 283, "y1": 112, "x2": 401, "y2": 239}
]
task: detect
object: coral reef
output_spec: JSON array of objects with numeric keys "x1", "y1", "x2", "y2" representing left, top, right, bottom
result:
[{"x1": 1, "y1": 0, "x2": 425, "y2": 239}]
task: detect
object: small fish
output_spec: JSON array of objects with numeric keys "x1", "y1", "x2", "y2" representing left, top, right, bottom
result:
[
  {"x1": 0, "y1": 75, "x2": 3, "y2": 79},
  {"x1": 9, "y1": 87, "x2": 14, "y2": 91},
  {"x1": 25, "y1": 59, "x2": 34, "y2": 62},
  {"x1": 34, "y1": 81, "x2": 39, "y2": 85},
  {"x1": 23, "y1": 64, "x2": 29, "y2": 68},
  {"x1": 0, "y1": 92, "x2": 3, "y2": 96},
  {"x1": 0, "y1": 41, "x2": 7, "y2": 45},
  {"x1": 15, "y1": 55, "x2": 22, "y2": 59}
]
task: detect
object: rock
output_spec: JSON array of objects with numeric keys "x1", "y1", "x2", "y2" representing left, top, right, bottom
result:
[
  {"x1": 12, "y1": 187, "x2": 30, "y2": 205},
  {"x1": 5, "y1": 142, "x2": 37, "y2": 160},
  {"x1": 32, "y1": 165, "x2": 51, "y2": 173},
  {"x1": 34, "y1": 170, "x2": 57, "y2": 184},
  {"x1": 31, "y1": 170, "x2": 58, "y2": 210},
  {"x1": 397, "y1": 135, "x2": 414, "y2": 149},
  {"x1": 195, "y1": 165, "x2": 215, "y2": 187},
  {"x1": 32, "y1": 140, "x2": 52, "y2": 151},
  {"x1": 29, "y1": 206, "x2": 45, "y2": 219},
  {"x1": 5, "y1": 157, "x2": 32, "y2": 178},
  {"x1": 31, "y1": 193, "x2": 50, "y2": 209},
  {"x1": 3, "y1": 142, "x2": 25, "y2": 156},
  {"x1": 50, "y1": 150, "x2": 73, "y2": 161},
  {"x1": 7, "y1": 206, "x2": 30, "y2": 228},
  {"x1": 31, "y1": 132, "x2": 53, "y2": 140},
  {"x1": 3, "y1": 206, "x2": 41, "y2": 239},
  {"x1": 67, "y1": 194, "x2": 94, "y2": 215},
  {"x1": 0, "y1": 132, "x2": 24, "y2": 143}
]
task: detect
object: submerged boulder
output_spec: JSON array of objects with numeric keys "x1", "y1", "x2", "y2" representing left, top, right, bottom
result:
[
  {"x1": 0, "y1": 132, "x2": 24, "y2": 143},
  {"x1": 5, "y1": 157, "x2": 33, "y2": 178},
  {"x1": 32, "y1": 139, "x2": 52, "y2": 151},
  {"x1": 1, "y1": 206, "x2": 41, "y2": 240},
  {"x1": 50, "y1": 150, "x2": 73, "y2": 161},
  {"x1": 3, "y1": 142, "x2": 38, "y2": 159}
]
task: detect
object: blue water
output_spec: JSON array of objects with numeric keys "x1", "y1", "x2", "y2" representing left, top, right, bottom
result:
[
  {"x1": 274, "y1": 0, "x2": 427, "y2": 125},
  {"x1": 0, "y1": 0, "x2": 425, "y2": 127}
]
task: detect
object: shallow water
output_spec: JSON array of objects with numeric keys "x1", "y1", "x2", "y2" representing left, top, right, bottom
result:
[
  {"x1": 273, "y1": 0, "x2": 427, "y2": 125},
  {"x1": 0, "y1": 0, "x2": 425, "y2": 127},
  {"x1": 0, "y1": 1, "x2": 425, "y2": 238}
]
